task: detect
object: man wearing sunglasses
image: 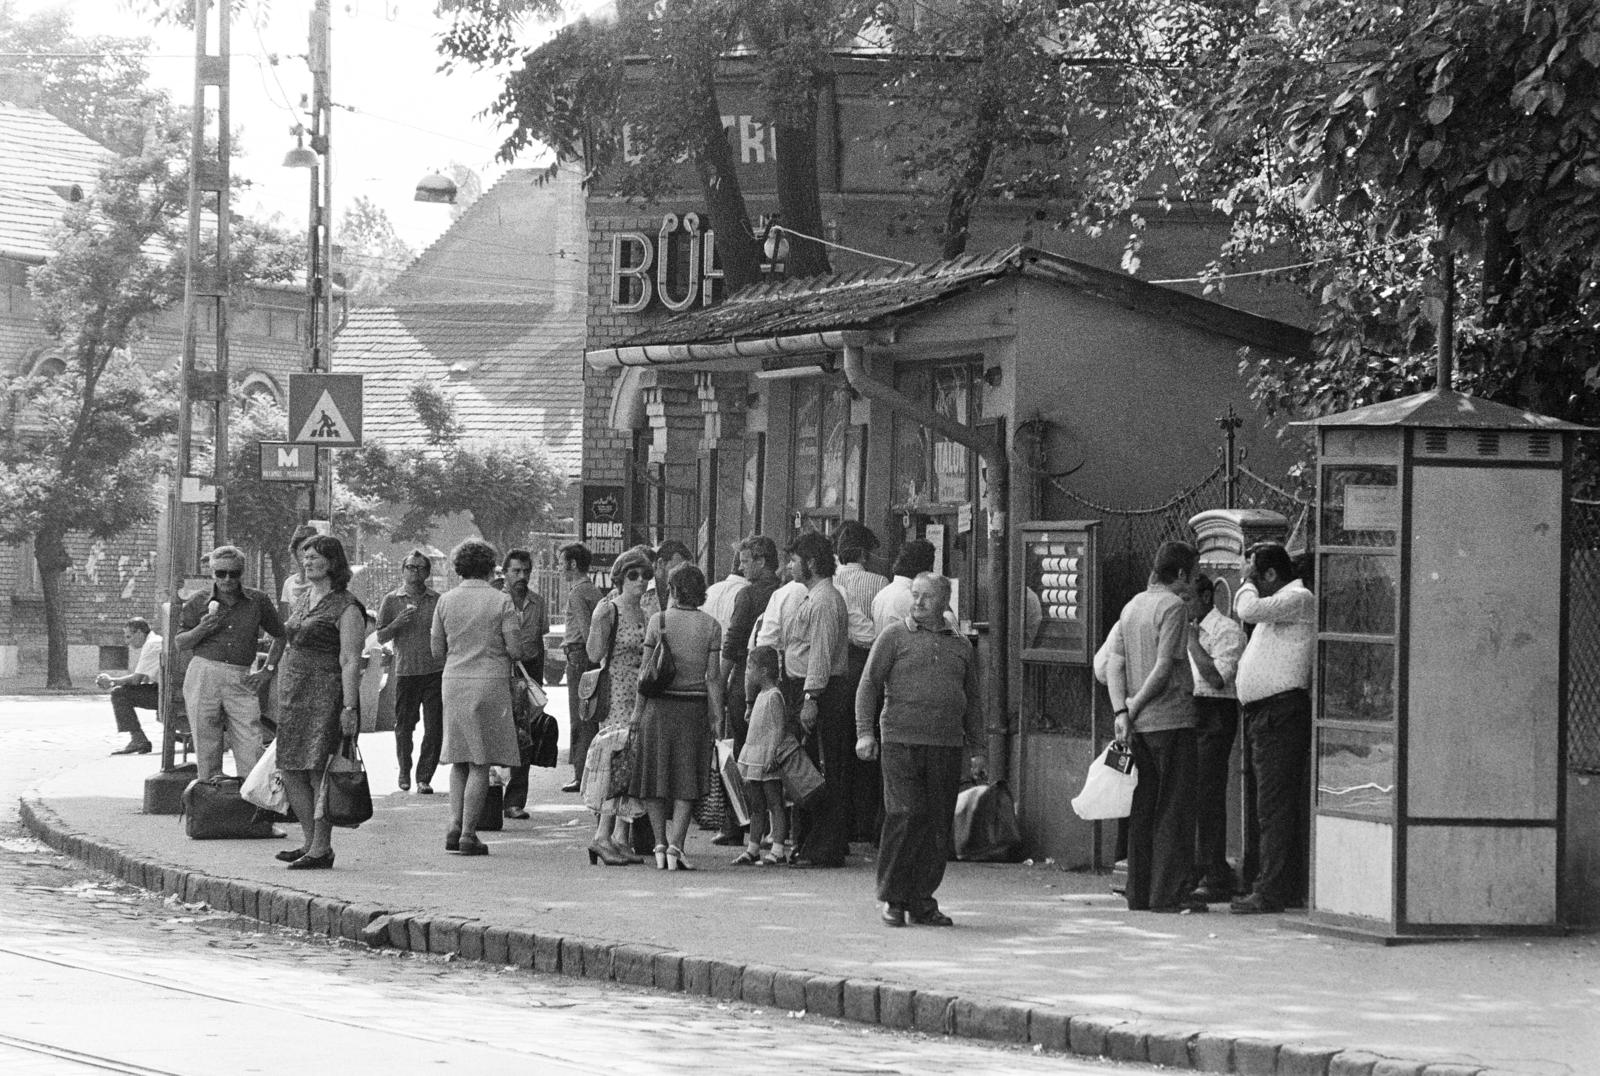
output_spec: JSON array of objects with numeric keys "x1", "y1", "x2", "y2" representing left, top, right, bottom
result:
[{"x1": 176, "y1": 545, "x2": 286, "y2": 780}]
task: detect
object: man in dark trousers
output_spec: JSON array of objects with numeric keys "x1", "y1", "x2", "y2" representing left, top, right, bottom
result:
[
  {"x1": 377, "y1": 550, "x2": 444, "y2": 794},
  {"x1": 98, "y1": 617, "x2": 163, "y2": 755},
  {"x1": 714, "y1": 534, "x2": 783, "y2": 846},
  {"x1": 1231, "y1": 541, "x2": 1315, "y2": 915},
  {"x1": 559, "y1": 543, "x2": 603, "y2": 793},
  {"x1": 855, "y1": 573, "x2": 985, "y2": 927},
  {"x1": 779, "y1": 531, "x2": 851, "y2": 867},
  {"x1": 1105, "y1": 540, "x2": 1204, "y2": 914},
  {"x1": 502, "y1": 548, "x2": 548, "y2": 820}
]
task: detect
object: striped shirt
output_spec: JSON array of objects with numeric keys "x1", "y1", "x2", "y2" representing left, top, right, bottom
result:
[{"x1": 834, "y1": 563, "x2": 888, "y2": 647}]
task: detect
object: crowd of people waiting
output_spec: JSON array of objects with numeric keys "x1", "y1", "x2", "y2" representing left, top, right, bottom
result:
[{"x1": 97, "y1": 522, "x2": 1312, "y2": 928}]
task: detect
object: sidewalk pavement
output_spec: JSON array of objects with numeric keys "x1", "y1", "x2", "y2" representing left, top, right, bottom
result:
[{"x1": 18, "y1": 707, "x2": 1599, "y2": 1076}]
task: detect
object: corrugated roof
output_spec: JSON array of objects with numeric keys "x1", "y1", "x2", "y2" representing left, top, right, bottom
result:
[
  {"x1": 1295, "y1": 389, "x2": 1591, "y2": 432},
  {"x1": 0, "y1": 102, "x2": 111, "y2": 260},
  {"x1": 333, "y1": 301, "x2": 585, "y2": 476},
  {"x1": 618, "y1": 245, "x2": 1311, "y2": 356}
]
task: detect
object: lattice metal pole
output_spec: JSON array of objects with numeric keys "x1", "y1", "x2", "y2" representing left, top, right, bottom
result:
[
  {"x1": 157, "y1": 0, "x2": 231, "y2": 781},
  {"x1": 306, "y1": 0, "x2": 335, "y2": 519}
]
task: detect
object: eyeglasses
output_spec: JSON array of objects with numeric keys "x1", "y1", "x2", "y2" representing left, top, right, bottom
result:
[
  {"x1": 403, "y1": 564, "x2": 428, "y2": 572},
  {"x1": 213, "y1": 569, "x2": 242, "y2": 579},
  {"x1": 624, "y1": 569, "x2": 648, "y2": 582}
]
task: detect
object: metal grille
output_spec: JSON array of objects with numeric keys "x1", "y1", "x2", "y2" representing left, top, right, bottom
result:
[{"x1": 1568, "y1": 500, "x2": 1600, "y2": 772}]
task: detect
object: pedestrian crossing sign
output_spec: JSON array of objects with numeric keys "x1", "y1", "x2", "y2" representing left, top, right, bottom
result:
[{"x1": 287, "y1": 373, "x2": 363, "y2": 447}]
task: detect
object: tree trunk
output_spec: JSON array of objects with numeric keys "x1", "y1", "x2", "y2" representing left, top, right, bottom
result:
[
  {"x1": 774, "y1": 110, "x2": 831, "y2": 278},
  {"x1": 691, "y1": 92, "x2": 764, "y2": 292},
  {"x1": 35, "y1": 527, "x2": 73, "y2": 689},
  {"x1": 942, "y1": 134, "x2": 996, "y2": 260}
]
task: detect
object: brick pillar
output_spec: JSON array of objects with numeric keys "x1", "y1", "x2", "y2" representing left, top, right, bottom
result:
[
  {"x1": 697, "y1": 371, "x2": 751, "y2": 576},
  {"x1": 640, "y1": 369, "x2": 700, "y2": 550}
]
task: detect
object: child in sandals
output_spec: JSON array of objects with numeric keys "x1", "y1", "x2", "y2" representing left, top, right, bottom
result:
[{"x1": 734, "y1": 646, "x2": 795, "y2": 865}]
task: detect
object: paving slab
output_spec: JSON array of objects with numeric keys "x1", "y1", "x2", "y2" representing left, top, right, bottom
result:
[{"x1": 21, "y1": 729, "x2": 1600, "y2": 1075}]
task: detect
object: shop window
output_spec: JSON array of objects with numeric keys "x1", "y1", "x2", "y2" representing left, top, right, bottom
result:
[
  {"x1": 890, "y1": 360, "x2": 988, "y2": 621},
  {"x1": 789, "y1": 378, "x2": 863, "y2": 533}
]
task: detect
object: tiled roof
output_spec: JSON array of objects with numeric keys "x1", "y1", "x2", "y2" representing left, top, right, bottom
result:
[
  {"x1": 618, "y1": 245, "x2": 1311, "y2": 356},
  {"x1": 1296, "y1": 389, "x2": 1591, "y2": 431},
  {"x1": 333, "y1": 301, "x2": 585, "y2": 476},
  {"x1": 0, "y1": 103, "x2": 112, "y2": 260}
]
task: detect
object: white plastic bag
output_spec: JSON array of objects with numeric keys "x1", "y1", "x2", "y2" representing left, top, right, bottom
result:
[
  {"x1": 241, "y1": 738, "x2": 288, "y2": 814},
  {"x1": 1070, "y1": 743, "x2": 1138, "y2": 821}
]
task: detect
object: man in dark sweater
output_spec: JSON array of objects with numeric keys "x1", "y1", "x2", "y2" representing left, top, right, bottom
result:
[{"x1": 855, "y1": 573, "x2": 985, "y2": 927}]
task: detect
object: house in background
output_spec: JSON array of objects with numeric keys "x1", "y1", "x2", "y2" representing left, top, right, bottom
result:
[
  {"x1": 333, "y1": 166, "x2": 588, "y2": 578},
  {"x1": 0, "y1": 74, "x2": 305, "y2": 682}
]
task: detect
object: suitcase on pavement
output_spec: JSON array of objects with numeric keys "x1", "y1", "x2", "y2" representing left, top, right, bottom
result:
[{"x1": 181, "y1": 775, "x2": 277, "y2": 840}]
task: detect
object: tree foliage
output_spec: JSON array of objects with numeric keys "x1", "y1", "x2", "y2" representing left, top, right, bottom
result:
[
  {"x1": 438, "y1": 0, "x2": 874, "y2": 285},
  {"x1": 338, "y1": 379, "x2": 567, "y2": 555},
  {"x1": 339, "y1": 195, "x2": 416, "y2": 303},
  {"x1": 0, "y1": 4, "x2": 161, "y2": 149},
  {"x1": 1197, "y1": 0, "x2": 1600, "y2": 481}
]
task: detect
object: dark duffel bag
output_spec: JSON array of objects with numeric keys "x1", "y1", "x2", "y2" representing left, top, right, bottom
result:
[{"x1": 181, "y1": 775, "x2": 277, "y2": 840}]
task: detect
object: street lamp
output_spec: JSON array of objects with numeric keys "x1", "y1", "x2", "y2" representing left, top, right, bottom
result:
[
  {"x1": 282, "y1": 125, "x2": 316, "y2": 169},
  {"x1": 414, "y1": 170, "x2": 457, "y2": 204}
]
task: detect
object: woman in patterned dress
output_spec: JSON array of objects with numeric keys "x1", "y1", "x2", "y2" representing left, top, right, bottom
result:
[
  {"x1": 431, "y1": 539, "x2": 522, "y2": 857},
  {"x1": 274, "y1": 535, "x2": 366, "y2": 871},
  {"x1": 581, "y1": 546, "x2": 653, "y2": 865}
]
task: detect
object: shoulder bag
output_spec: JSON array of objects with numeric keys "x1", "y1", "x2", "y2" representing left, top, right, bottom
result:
[
  {"x1": 316, "y1": 736, "x2": 374, "y2": 828},
  {"x1": 181, "y1": 774, "x2": 277, "y2": 840},
  {"x1": 577, "y1": 600, "x2": 617, "y2": 723},
  {"x1": 636, "y1": 609, "x2": 677, "y2": 699}
]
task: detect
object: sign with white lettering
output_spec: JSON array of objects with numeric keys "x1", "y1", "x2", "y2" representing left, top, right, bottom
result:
[
  {"x1": 288, "y1": 373, "x2": 363, "y2": 447},
  {"x1": 259, "y1": 441, "x2": 317, "y2": 482},
  {"x1": 610, "y1": 213, "x2": 725, "y2": 314},
  {"x1": 581, "y1": 484, "x2": 627, "y2": 567}
]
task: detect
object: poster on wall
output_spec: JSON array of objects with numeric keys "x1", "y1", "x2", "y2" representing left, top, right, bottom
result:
[{"x1": 580, "y1": 484, "x2": 628, "y2": 568}]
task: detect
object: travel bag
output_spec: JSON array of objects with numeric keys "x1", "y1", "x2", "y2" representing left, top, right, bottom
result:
[{"x1": 181, "y1": 774, "x2": 277, "y2": 840}]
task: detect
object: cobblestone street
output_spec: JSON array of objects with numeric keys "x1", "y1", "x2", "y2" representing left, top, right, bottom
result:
[{"x1": 0, "y1": 697, "x2": 1139, "y2": 1074}]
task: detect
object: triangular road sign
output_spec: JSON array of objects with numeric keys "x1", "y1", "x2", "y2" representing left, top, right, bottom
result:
[{"x1": 294, "y1": 390, "x2": 355, "y2": 443}]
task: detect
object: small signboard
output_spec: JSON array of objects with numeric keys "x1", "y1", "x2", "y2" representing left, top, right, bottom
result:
[
  {"x1": 259, "y1": 441, "x2": 317, "y2": 482},
  {"x1": 288, "y1": 373, "x2": 363, "y2": 447},
  {"x1": 580, "y1": 484, "x2": 627, "y2": 567}
]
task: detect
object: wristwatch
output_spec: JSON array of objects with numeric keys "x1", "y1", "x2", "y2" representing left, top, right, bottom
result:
[{"x1": 804, "y1": 690, "x2": 821, "y2": 703}]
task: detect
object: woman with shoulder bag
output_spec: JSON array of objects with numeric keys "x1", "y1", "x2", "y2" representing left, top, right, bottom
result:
[
  {"x1": 581, "y1": 547, "x2": 653, "y2": 866},
  {"x1": 274, "y1": 535, "x2": 366, "y2": 870},
  {"x1": 628, "y1": 563, "x2": 724, "y2": 871}
]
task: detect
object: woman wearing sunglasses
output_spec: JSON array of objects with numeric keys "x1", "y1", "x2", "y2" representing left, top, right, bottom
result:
[{"x1": 580, "y1": 546, "x2": 654, "y2": 865}]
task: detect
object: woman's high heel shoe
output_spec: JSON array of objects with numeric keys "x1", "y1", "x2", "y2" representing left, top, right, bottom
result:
[
  {"x1": 666, "y1": 844, "x2": 695, "y2": 872},
  {"x1": 604, "y1": 838, "x2": 643, "y2": 865},
  {"x1": 653, "y1": 844, "x2": 668, "y2": 870},
  {"x1": 587, "y1": 841, "x2": 630, "y2": 866}
]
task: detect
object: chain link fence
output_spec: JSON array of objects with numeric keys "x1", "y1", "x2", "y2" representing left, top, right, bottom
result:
[{"x1": 1567, "y1": 500, "x2": 1600, "y2": 773}]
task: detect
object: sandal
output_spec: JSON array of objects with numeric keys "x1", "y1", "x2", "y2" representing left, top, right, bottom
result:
[{"x1": 731, "y1": 848, "x2": 761, "y2": 866}]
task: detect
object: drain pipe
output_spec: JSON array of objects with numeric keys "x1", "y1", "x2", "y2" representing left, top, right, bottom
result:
[{"x1": 842, "y1": 343, "x2": 1011, "y2": 780}]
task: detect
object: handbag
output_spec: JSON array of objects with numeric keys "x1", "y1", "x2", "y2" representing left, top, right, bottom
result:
[
  {"x1": 777, "y1": 742, "x2": 826, "y2": 809},
  {"x1": 316, "y1": 736, "x2": 374, "y2": 828},
  {"x1": 181, "y1": 775, "x2": 277, "y2": 840},
  {"x1": 953, "y1": 779, "x2": 1023, "y2": 862},
  {"x1": 636, "y1": 610, "x2": 676, "y2": 699},
  {"x1": 694, "y1": 740, "x2": 730, "y2": 831},
  {"x1": 716, "y1": 737, "x2": 751, "y2": 826},
  {"x1": 530, "y1": 711, "x2": 560, "y2": 768},
  {"x1": 240, "y1": 739, "x2": 288, "y2": 815},
  {"x1": 609, "y1": 723, "x2": 637, "y2": 791},
  {"x1": 1071, "y1": 742, "x2": 1139, "y2": 821}
]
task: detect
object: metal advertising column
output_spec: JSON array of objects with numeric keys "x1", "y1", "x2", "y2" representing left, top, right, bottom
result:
[{"x1": 1300, "y1": 393, "x2": 1585, "y2": 939}]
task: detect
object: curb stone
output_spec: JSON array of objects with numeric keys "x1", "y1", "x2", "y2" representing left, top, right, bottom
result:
[{"x1": 14, "y1": 794, "x2": 1492, "y2": 1076}]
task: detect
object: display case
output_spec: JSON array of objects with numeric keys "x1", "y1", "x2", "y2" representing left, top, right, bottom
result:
[{"x1": 1018, "y1": 521, "x2": 1100, "y2": 664}]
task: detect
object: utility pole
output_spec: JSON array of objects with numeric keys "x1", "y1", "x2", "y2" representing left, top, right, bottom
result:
[
  {"x1": 151, "y1": 0, "x2": 231, "y2": 810},
  {"x1": 306, "y1": 0, "x2": 335, "y2": 519}
]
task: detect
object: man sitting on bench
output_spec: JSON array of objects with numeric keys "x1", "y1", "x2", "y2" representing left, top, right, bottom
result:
[{"x1": 98, "y1": 617, "x2": 163, "y2": 756}]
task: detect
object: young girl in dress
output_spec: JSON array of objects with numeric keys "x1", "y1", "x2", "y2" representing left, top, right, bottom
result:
[{"x1": 734, "y1": 646, "x2": 796, "y2": 865}]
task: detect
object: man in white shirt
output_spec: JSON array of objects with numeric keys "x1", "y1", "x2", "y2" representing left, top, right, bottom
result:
[
  {"x1": 1186, "y1": 573, "x2": 1248, "y2": 904},
  {"x1": 871, "y1": 539, "x2": 937, "y2": 636},
  {"x1": 1231, "y1": 542, "x2": 1315, "y2": 915},
  {"x1": 703, "y1": 551, "x2": 749, "y2": 637},
  {"x1": 97, "y1": 617, "x2": 163, "y2": 755}
]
